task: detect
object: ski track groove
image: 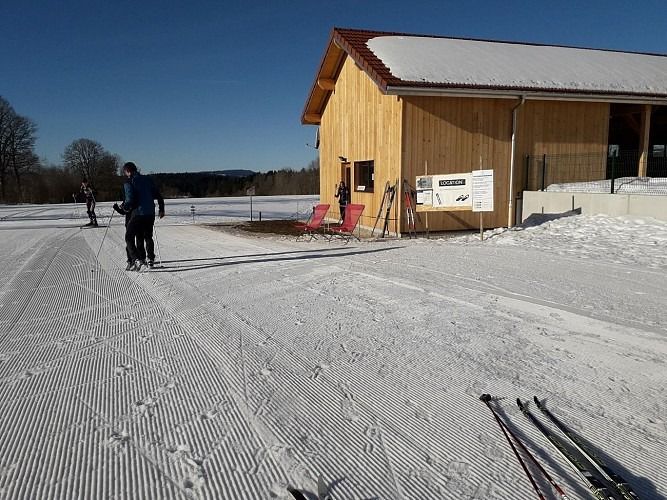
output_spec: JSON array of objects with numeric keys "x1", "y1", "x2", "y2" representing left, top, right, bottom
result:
[
  {"x1": 139, "y1": 266, "x2": 407, "y2": 497},
  {"x1": 140, "y1": 250, "x2": 514, "y2": 498}
]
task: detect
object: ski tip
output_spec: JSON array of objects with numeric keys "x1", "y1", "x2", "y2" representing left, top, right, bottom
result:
[
  {"x1": 317, "y1": 474, "x2": 329, "y2": 499},
  {"x1": 516, "y1": 398, "x2": 525, "y2": 410},
  {"x1": 479, "y1": 393, "x2": 492, "y2": 403},
  {"x1": 533, "y1": 395, "x2": 542, "y2": 407},
  {"x1": 287, "y1": 487, "x2": 308, "y2": 500}
]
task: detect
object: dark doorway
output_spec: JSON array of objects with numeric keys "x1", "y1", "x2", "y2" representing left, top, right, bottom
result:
[{"x1": 608, "y1": 104, "x2": 667, "y2": 177}]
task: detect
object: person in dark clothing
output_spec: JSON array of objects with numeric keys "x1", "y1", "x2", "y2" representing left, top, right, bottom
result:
[
  {"x1": 112, "y1": 202, "x2": 145, "y2": 271},
  {"x1": 80, "y1": 179, "x2": 98, "y2": 226},
  {"x1": 334, "y1": 180, "x2": 350, "y2": 220},
  {"x1": 114, "y1": 162, "x2": 165, "y2": 271}
]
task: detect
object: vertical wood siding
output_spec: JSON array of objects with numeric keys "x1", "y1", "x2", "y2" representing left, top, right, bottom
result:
[
  {"x1": 319, "y1": 57, "x2": 403, "y2": 231},
  {"x1": 318, "y1": 66, "x2": 611, "y2": 233},
  {"x1": 515, "y1": 101, "x2": 610, "y2": 190},
  {"x1": 402, "y1": 96, "x2": 514, "y2": 230}
]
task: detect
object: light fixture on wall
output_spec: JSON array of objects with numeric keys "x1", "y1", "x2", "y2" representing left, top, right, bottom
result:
[{"x1": 338, "y1": 156, "x2": 348, "y2": 163}]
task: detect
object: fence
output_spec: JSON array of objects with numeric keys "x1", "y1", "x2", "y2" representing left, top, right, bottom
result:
[{"x1": 524, "y1": 151, "x2": 667, "y2": 195}]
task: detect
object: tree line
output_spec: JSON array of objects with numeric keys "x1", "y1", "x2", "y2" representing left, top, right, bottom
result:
[
  {"x1": 152, "y1": 161, "x2": 319, "y2": 199},
  {"x1": 0, "y1": 95, "x2": 319, "y2": 204}
]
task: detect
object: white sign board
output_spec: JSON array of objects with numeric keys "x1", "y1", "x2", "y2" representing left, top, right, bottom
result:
[
  {"x1": 416, "y1": 173, "x2": 472, "y2": 211},
  {"x1": 472, "y1": 169, "x2": 494, "y2": 212},
  {"x1": 246, "y1": 186, "x2": 256, "y2": 196}
]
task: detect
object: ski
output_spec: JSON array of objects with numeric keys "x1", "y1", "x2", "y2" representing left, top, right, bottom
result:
[
  {"x1": 287, "y1": 475, "x2": 330, "y2": 500},
  {"x1": 317, "y1": 475, "x2": 331, "y2": 500},
  {"x1": 533, "y1": 397, "x2": 639, "y2": 500},
  {"x1": 481, "y1": 394, "x2": 568, "y2": 499},
  {"x1": 287, "y1": 488, "x2": 308, "y2": 500},
  {"x1": 517, "y1": 398, "x2": 615, "y2": 500}
]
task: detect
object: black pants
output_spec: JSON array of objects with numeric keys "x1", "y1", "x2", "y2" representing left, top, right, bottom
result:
[
  {"x1": 124, "y1": 214, "x2": 141, "y2": 263},
  {"x1": 126, "y1": 214, "x2": 155, "y2": 262},
  {"x1": 340, "y1": 203, "x2": 347, "y2": 220},
  {"x1": 86, "y1": 199, "x2": 97, "y2": 223}
]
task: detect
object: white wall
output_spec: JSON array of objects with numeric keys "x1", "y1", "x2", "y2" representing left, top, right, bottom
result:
[{"x1": 522, "y1": 191, "x2": 667, "y2": 222}]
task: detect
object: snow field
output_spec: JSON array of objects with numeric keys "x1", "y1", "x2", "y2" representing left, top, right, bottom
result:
[{"x1": 0, "y1": 199, "x2": 665, "y2": 499}]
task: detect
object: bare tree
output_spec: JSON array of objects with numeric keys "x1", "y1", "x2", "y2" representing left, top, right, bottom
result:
[
  {"x1": 0, "y1": 97, "x2": 39, "y2": 202},
  {"x1": 62, "y1": 138, "x2": 106, "y2": 185},
  {"x1": 7, "y1": 115, "x2": 39, "y2": 201},
  {"x1": 0, "y1": 96, "x2": 16, "y2": 201}
]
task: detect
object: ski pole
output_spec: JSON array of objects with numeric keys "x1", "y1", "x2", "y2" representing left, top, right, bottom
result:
[
  {"x1": 480, "y1": 394, "x2": 546, "y2": 500},
  {"x1": 72, "y1": 193, "x2": 79, "y2": 219},
  {"x1": 93, "y1": 208, "x2": 115, "y2": 269},
  {"x1": 153, "y1": 219, "x2": 162, "y2": 266}
]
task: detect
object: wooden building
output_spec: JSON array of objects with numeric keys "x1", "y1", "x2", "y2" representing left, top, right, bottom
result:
[{"x1": 302, "y1": 28, "x2": 667, "y2": 233}]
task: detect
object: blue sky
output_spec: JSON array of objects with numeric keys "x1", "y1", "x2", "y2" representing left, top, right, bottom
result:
[{"x1": 1, "y1": 0, "x2": 665, "y2": 173}]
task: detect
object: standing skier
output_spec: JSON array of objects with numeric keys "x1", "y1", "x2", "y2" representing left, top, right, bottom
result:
[
  {"x1": 112, "y1": 200, "x2": 143, "y2": 271},
  {"x1": 116, "y1": 162, "x2": 164, "y2": 271},
  {"x1": 80, "y1": 179, "x2": 98, "y2": 227},
  {"x1": 334, "y1": 180, "x2": 350, "y2": 221}
]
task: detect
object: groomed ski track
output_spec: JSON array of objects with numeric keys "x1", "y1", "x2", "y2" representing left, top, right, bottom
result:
[{"x1": 0, "y1": 205, "x2": 665, "y2": 499}]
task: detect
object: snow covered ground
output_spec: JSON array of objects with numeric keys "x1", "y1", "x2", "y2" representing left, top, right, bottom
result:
[{"x1": 0, "y1": 195, "x2": 665, "y2": 499}]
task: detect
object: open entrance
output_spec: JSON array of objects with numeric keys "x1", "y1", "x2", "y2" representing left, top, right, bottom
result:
[{"x1": 608, "y1": 104, "x2": 667, "y2": 177}]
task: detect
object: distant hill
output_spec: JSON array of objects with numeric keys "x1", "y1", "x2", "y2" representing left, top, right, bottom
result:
[{"x1": 197, "y1": 169, "x2": 256, "y2": 177}]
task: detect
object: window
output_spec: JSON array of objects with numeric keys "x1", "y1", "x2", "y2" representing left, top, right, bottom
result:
[
  {"x1": 652, "y1": 145, "x2": 665, "y2": 158},
  {"x1": 354, "y1": 160, "x2": 374, "y2": 193}
]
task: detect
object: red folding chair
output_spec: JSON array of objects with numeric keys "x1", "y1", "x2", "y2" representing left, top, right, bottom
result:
[
  {"x1": 295, "y1": 204, "x2": 330, "y2": 240},
  {"x1": 327, "y1": 204, "x2": 364, "y2": 243}
]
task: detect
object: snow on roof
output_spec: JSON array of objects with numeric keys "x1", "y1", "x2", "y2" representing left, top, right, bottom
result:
[{"x1": 366, "y1": 36, "x2": 667, "y2": 96}]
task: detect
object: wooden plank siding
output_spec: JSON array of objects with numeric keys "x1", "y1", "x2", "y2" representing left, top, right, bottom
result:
[
  {"x1": 319, "y1": 56, "x2": 403, "y2": 231},
  {"x1": 319, "y1": 65, "x2": 610, "y2": 234},
  {"x1": 401, "y1": 96, "x2": 515, "y2": 230},
  {"x1": 514, "y1": 101, "x2": 610, "y2": 192}
]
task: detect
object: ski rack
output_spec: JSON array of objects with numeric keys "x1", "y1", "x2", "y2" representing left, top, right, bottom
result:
[
  {"x1": 371, "y1": 180, "x2": 398, "y2": 238},
  {"x1": 402, "y1": 178, "x2": 419, "y2": 238}
]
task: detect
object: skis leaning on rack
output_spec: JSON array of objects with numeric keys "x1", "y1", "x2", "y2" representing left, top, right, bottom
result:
[
  {"x1": 371, "y1": 181, "x2": 397, "y2": 238},
  {"x1": 402, "y1": 179, "x2": 418, "y2": 238},
  {"x1": 532, "y1": 397, "x2": 639, "y2": 500}
]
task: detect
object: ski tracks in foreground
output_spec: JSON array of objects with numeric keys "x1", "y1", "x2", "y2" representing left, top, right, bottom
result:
[{"x1": 0, "y1": 221, "x2": 665, "y2": 499}]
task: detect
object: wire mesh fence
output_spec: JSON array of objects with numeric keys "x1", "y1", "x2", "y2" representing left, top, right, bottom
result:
[{"x1": 524, "y1": 151, "x2": 667, "y2": 195}]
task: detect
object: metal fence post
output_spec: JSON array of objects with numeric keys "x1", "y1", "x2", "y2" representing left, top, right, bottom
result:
[
  {"x1": 525, "y1": 155, "x2": 530, "y2": 191},
  {"x1": 541, "y1": 154, "x2": 547, "y2": 191},
  {"x1": 610, "y1": 154, "x2": 616, "y2": 194}
]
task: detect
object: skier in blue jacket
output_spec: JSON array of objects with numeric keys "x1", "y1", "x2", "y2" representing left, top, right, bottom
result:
[{"x1": 114, "y1": 162, "x2": 165, "y2": 271}]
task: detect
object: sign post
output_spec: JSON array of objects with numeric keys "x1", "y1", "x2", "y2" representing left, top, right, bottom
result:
[
  {"x1": 246, "y1": 186, "x2": 256, "y2": 221},
  {"x1": 472, "y1": 169, "x2": 494, "y2": 241}
]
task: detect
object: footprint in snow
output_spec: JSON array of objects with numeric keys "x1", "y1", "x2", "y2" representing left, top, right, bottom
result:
[
  {"x1": 135, "y1": 396, "x2": 156, "y2": 416},
  {"x1": 156, "y1": 381, "x2": 176, "y2": 394},
  {"x1": 114, "y1": 364, "x2": 133, "y2": 376},
  {"x1": 200, "y1": 408, "x2": 219, "y2": 421},
  {"x1": 341, "y1": 400, "x2": 360, "y2": 422},
  {"x1": 309, "y1": 364, "x2": 328, "y2": 380},
  {"x1": 107, "y1": 430, "x2": 130, "y2": 447}
]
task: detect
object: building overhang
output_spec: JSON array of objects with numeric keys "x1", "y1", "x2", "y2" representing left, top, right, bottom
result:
[{"x1": 384, "y1": 85, "x2": 667, "y2": 105}]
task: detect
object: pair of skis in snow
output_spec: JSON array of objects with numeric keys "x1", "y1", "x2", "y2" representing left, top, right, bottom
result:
[
  {"x1": 481, "y1": 394, "x2": 638, "y2": 500},
  {"x1": 288, "y1": 475, "x2": 330, "y2": 500}
]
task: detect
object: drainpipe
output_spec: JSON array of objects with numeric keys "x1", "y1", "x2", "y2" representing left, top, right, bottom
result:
[{"x1": 508, "y1": 96, "x2": 526, "y2": 227}]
